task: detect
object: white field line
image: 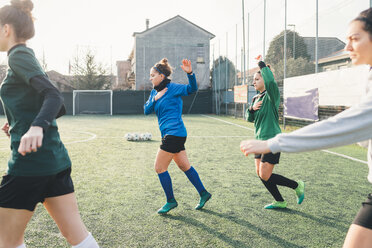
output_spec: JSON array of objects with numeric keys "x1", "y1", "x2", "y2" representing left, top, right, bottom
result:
[
  {"x1": 321, "y1": 149, "x2": 368, "y2": 164},
  {"x1": 0, "y1": 131, "x2": 98, "y2": 151},
  {"x1": 64, "y1": 131, "x2": 97, "y2": 144},
  {"x1": 202, "y1": 114, "x2": 368, "y2": 165},
  {"x1": 201, "y1": 114, "x2": 254, "y2": 131},
  {"x1": 188, "y1": 135, "x2": 254, "y2": 138},
  {"x1": 0, "y1": 131, "x2": 97, "y2": 151}
]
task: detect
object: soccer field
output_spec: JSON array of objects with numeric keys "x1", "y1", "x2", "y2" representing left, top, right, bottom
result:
[{"x1": 0, "y1": 115, "x2": 369, "y2": 248}]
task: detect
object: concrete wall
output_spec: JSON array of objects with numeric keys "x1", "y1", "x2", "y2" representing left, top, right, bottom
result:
[{"x1": 284, "y1": 65, "x2": 369, "y2": 107}]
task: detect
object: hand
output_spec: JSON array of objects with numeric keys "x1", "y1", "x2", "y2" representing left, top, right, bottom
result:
[
  {"x1": 252, "y1": 100, "x2": 263, "y2": 111},
  {"x1": 18, "y1": 126, "x2": 43, "y2": 156},
  {"x1": 240, "y1": 139, "x2": 270, "y2": 156},
  {"x1": 155, "y1": 88, "x2": 168, "y2": 101},
  {"x1": 181, "y1": 59, "x2": 192, "y2": 74},
  {"x1": 1, "y1": 122, "x2": 10, "y2": 138},
  {"x1": 255, "y1": 55, "x2": 262, "y2": 61}
]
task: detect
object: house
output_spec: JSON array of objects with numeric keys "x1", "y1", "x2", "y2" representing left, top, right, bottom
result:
[
  {"x1": 318, "y1": 49, "x2": 351, "y2": 72},
  {"x1": 303, "y1": 37, "x2": 346, "y2": 61},
  {"x1": 115, "y1": 60, "x2": 133, "y2": 90},
  {"x1": 131, "y1": 15, "x2": 215, "y2": 90},
  {"x1": 46, "y1": 70, "x2": 75, "y2": 92}
]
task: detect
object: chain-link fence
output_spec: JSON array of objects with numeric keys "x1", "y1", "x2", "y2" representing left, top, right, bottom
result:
[{"x1": 211, "y1": 0, "x2": 370, "y2": 121}]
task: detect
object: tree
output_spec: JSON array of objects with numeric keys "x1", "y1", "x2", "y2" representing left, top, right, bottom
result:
[
  {"x1": 270, "y1": 57, "x2": 314, "y2": 82},
  {"x1": 210, "y1": 56, "x2": 237, "y2": 90},
  {"x1": 265, "y1": 30, "x2": 314, "y2": 83},
  {"x1": 71, "y1": 49, "x2": 113, "y2": 90},
  {"x1": 266, "y1": 30, "x2": 310, "y2": 66}
]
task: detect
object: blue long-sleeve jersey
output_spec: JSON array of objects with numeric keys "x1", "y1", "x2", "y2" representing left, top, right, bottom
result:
[{"x1": 144, "y1": 73, "x2": 197, "y2": 138}]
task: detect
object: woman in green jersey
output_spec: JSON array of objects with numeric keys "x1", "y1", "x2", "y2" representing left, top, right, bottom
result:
[
  {"x1": 246, "y1": 61, "x2": 305, "y2": 209},
  {"x1": 0, "y1": 1, "x2": 99, "y2": 247}
]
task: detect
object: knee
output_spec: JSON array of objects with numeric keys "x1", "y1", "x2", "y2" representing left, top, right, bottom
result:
[
  {"x1": 177, "y1": 164, "x2": 190, "y2": 172},
  {"x1": 154, "y1": 164, "x2": 166, "y2": 174},
  {"x1": 259, "y1": 171, "x2": 270, "y2": 181}
]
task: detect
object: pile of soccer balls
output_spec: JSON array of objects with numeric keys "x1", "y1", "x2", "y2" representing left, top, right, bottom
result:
[{"x1": 125, "y1": 132, "x2": 152, "y2": 141}]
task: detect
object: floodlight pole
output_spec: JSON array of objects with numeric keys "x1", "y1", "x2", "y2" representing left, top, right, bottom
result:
[
  {"x1": 235, "y1": 24, "x2": 238, "y2": 118},
  {"x1": 242, "y1": 0, "x2": 246, "y2": 85},
  {"x1": 284, "y1": 0, "x2": 287, "y2": 80},
  {"x1": 315, "y1": 0, "x2": 319, "y2": 73},
  {"x1": 283, "y1": 0, "x2": 287, "y2": 129},
  {"x1": 247, "y1": 12, "x2": 250, "y2": 82},
  {"x1": 263, "y1": 0, "x2": 266, "y2": 60},
  {"x1": 226, "y1": 32, "x2": 228, "y2": 115}
]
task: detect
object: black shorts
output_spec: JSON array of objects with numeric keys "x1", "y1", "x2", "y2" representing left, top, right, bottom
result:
[
  {"x1": 254, "y1": 152, "x2": 281, "y2": 164},
  {"x1": 353, "y1": 193, "x2": 372, "y2": 229},
  {"x1": 160, "y1": 135, "x2": 186, "y2": 153},
  {"x1": 0, "y1": 167, "x2": 74, "y2": 211}
]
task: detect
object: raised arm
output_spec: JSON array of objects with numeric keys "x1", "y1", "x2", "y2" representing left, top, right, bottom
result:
[
  {"x1": 174, "y1": 59, "x2": 198, "y2": 96},
  {"x1": 259, "y1": 61, "x2": 280, "y2": 105}
]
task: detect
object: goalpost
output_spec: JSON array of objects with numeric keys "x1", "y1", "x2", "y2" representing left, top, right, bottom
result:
[{"x1": 73, "y1": 90, "x2": 113, "y2": 115}]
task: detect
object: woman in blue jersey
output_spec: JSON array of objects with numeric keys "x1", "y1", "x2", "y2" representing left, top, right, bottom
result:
[
  {"x1": 144, "y1": 58, "x2": 211, "y2": 214},
  {"x1": 0, "y1": 1, "x2": 99, "y2": 247}
]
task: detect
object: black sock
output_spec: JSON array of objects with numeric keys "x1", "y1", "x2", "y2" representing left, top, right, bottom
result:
[
  {"x1": 270, "y1": 173, "x2": 298, "y2": 189},
  {"x1": 260, "y1": 177, "x2": 284, "y2": 202}
]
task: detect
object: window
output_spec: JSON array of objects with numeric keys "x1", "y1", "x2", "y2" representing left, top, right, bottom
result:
[{"x1": 197, "y1": 43, "x2": 205, "y2": 64}]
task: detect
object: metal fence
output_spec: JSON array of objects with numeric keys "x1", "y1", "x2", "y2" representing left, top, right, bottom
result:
[{"x1": 211, "y1": 0, "x2": 370, "y2": 118}]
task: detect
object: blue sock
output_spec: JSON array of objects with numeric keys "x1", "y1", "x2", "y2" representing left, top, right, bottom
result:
[
  {"x1": 184, "y1": 166, "x2": 206, "y2": 195},
  {"x1": 158, "y1": 171, "x2": 174, "y2": 202}
]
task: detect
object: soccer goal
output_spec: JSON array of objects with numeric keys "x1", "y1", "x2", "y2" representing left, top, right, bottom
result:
[{"x1": 73, "y1": 90, "x2": 113, "y2": 115}]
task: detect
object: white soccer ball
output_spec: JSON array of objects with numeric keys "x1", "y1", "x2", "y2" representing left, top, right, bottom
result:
[
  {"x1": 139, "y1": 133, "x2": 147, "y2": 141},
  {"x1": 132, "y1": 133, "x2": 139, "y2": 141},
  {"x1": 145, "y1": 133, "x2": 152, "y2": 140},
  {"x1": 125, "y1": 133, "x2": 133, "y2": 141}
]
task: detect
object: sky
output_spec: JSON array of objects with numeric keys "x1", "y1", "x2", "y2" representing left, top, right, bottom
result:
[{"x1": 0, "y1": 0, "x2": 368, "y2": 75}]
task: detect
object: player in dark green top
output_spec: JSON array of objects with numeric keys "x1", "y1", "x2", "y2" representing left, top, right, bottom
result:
[
  {"x1": 0, "y1": 1, "x2": 99, "y2": 247},
  {"x1": 246, "y1": 60, "x2": 305, "y2": 209}
]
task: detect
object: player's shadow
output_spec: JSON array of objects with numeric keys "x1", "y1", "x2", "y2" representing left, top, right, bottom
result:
[
  {"x1": 162, "y1": 214, "x2": 248, "y2": 248},
  {"x1": 278, "y1": 208, "x2": 349, "y2": 232},
  {"x1": 163, "y1": 211, "x2": 304, "y2": 248},
  {"x1": 202, "y1": 209, "x2": 306, "y2": 248}
]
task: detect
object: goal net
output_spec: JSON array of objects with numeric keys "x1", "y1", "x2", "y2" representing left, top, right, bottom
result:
[{"x1": 73, "y1": 90, "x2": 113, "y2": 115}]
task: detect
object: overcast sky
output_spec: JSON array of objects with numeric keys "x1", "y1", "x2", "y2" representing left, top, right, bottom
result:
[{"x1": 0, "y1": 0, "x2": 368, "y2": 74}]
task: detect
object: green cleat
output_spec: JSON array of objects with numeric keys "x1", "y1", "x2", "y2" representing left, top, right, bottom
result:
[
  {"x1": 157, "y1": 199, "x2": 178, "y2": 214},
  {"x1": 264, "y1": 201, "x2": 287, "y2": 209},
  {"x1": 295, "y1": 180, "x2": 305, "y2": 204},
  {"x1": 195, "y1": 191, "x2": 212, "y2": 210}
]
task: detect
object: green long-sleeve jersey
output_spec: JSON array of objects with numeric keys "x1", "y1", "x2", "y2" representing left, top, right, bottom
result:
[{"x1": 246, "y1": 67, "x2": 281, "y2": 140}]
